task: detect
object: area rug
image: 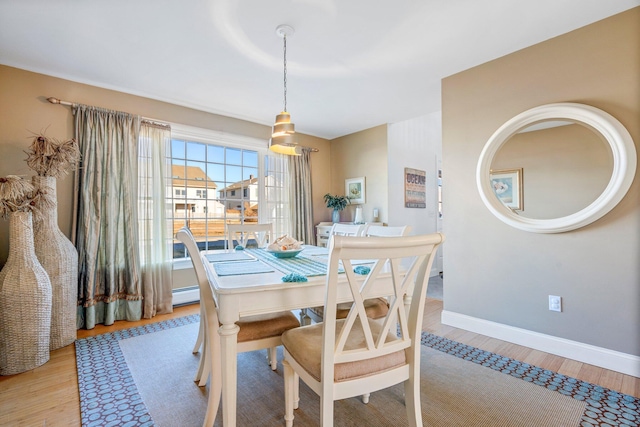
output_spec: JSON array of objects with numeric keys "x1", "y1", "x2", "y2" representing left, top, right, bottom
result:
[{"x1": 75, "y1": 315, "x2": 640, "y2": 426}]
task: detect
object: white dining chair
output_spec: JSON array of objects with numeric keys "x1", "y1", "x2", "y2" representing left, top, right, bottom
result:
[
  {"x1": 176, "y1": 227, "x2": 300, "y2": 427},
  {"x1": 282, "y1": 233, "x2": 445, "y2": 427},
  {"x1": 361, "y1": 224, "x2": 411, "y2": 237},
  {"x1": 226, "y1": 223, "x2": 273, "y2": 249},
  {"x1": 325, "y1": 223, "x2": 365, "y2": 247},
  {"x1": 305, "y1": 222, "x2": 388, "y2": 325}
]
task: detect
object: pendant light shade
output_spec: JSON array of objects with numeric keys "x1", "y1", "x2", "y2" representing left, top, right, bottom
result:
[
  {"x1": 270, "y1": 24, "x2": 301, "y2": 156},
  {"x1": 269, "y1": 134, "x2": 302, "y2": 155},
  {"x1": 272, "y1": 111, "x2": 295, "y2": 137}
]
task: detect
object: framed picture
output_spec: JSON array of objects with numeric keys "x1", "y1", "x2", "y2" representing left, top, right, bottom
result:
[
  {"x1": 490, "y1": 168, "x2": 523, "y2": 210},
  {"x1": 345, "y1": 177, "x2": 365, "y2": 204},
  {"x1": 404, "y1": 168, "x2": 426, "y2": 208}
]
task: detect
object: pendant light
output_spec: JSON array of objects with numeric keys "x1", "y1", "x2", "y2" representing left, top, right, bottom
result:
[{"x1": 269, "y1": 24, "x2": 301, "y2": 156}]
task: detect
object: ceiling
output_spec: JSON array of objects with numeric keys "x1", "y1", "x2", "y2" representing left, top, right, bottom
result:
[{"x1": 1, "y1": 0, "x2": 638, "y2": 140}]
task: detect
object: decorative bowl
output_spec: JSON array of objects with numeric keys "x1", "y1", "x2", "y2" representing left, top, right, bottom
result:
[{"x1": 267, "y1": 248, "x2": 304, "y2": 259}]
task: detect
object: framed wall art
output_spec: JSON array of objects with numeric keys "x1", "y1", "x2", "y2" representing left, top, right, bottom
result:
[
  {"x1": 490, "y1": 168, "x2": 523, "y2": 210},
  {"x1": 404, "y1": 168, "x2": 426, "y2": 208},
  {"x1": 345, "y1": 177, "x2": 365, "y2": 204}
]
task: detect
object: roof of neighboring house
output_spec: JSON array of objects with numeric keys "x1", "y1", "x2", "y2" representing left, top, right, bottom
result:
[
  {"x1": 171, "y1": 165, "x2": 217, "y2": 189},
  {"x1": 219, "y1": 176, "x2": 259, "y2": 192}
]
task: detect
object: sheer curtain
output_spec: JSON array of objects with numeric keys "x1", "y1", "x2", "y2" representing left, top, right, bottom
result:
[
  {"x1": 287, "y1": 148, "x2": 315, "y2": 244},
  {"x1": 264, "y1": 153, "x2": 292, "y2": 238},
  {"x1": 138, "y1": 121, "x2": 173, "y2": 318},
  {"x1": 74, "y1": 105, "x2": 142, "y2": 329}
]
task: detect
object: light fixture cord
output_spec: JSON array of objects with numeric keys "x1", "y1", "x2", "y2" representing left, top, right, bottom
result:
[{"x1": 283, "y1": 34, "x2": 287, "y2": 112}]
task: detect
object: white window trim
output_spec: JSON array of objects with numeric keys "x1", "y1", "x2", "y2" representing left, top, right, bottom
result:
[
  {"x1": 170, "y1": 123, "x2": 268, "y2": 152},
  {"x1": 169, "y1": 123, "x2": 278, "y2": 269}
]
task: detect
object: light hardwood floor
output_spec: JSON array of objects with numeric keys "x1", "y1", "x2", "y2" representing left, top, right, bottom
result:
[{"x1": 1, "y1": 299, "x2": 638, "y2": 426}]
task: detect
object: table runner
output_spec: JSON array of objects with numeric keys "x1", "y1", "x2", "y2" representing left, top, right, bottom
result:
[{"x1": 245, "y1": 248, "x2": 331, "y2": 277}]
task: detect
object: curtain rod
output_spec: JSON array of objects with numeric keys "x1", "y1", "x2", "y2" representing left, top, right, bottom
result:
[
  {"x1": 48, "y1": 96, "x2": 319, "y2": 152},
  {"x1": 47, "y1": 97, "x2": 75, "y2": 107}
]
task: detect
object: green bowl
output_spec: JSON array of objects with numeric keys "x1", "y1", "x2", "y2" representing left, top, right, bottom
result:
[{"x1": 267, "y1": 248, "x2": 303, "y2": 258}]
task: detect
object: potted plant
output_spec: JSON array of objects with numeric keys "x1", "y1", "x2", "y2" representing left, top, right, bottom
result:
[{"x1": 324, "y1": 193, "x2": 350, "y2": 223}]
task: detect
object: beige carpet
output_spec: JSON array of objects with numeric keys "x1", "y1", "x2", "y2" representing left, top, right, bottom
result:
[{"x1": 119, "y1": 322, "x2": 586, "y2": 426}]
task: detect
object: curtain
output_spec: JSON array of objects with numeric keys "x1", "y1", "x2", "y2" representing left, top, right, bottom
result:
[
  {"x1": 74, "y1": 105, "x2": 142, "y2": 329},
  {"x1": 138, "y1": 121, "x2": 173, "y2": 318},
  {"x1": 264, "y1": 153, "x2": 291, "y2": 238},
  {"x1": 287, "y1": 149, "x2": 315, "y2": 244}
]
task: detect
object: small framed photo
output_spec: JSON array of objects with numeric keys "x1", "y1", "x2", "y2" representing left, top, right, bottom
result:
[
  {"x1": 345, "y1": 177, "x2": 365, "y2": 204},
  {"x1": 490, "y1": 168, "x2": 523, "y2": 211}
]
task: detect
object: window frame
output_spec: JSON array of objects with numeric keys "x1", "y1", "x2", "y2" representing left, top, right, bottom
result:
[{"x1": 169, "y1": 124, "x2": 280, "y2": 262}]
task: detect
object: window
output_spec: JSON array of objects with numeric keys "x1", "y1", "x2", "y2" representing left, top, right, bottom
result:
[{"x1": 169, "y1": 124, "x2": 289, "y2": 259}]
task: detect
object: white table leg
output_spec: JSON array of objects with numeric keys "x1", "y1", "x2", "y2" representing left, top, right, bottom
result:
[{"x1": 219, "y1": 322, "x2": 240, "y2": 427}]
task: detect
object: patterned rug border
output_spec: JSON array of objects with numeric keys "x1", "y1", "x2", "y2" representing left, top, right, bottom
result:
[{"x1": 75, "y1": 315, "x2": 639, "y2": 426}]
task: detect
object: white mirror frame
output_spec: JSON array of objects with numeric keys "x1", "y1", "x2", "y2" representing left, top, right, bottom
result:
[{"x1": 477, "y1": 103, "x2": 636, "y2": 233}]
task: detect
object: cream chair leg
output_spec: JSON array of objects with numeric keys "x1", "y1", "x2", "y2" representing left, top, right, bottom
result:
[
  {"x1": 283, "y1": 359, "x2": 295, "y2": 427},
  {"x1": 293, "y1": 372, "x2": 300, "y2": 410},
  {"x1": 361, "y1": 393, "x2": 370, "y2": 404},
  {"x1": 203, "y1": 338, "x2": 223, "y2": 427},
  {"x1": 196, "y1": 337, "x2": 211, "y2": 386},
  {"x1": 193, "y1": 320, "x2": 204, "y2": 353},
  {"x1": 268, "y1": 347, "x2": 278, "y2": 370},
  {"x1": 320, "y1": 393, "x2": 334, "y2": 427},
  {"x1": 195, "y1": 333, "x2": 206, "y2": 382},
  {"x1": 404, "y1": 376, "x2": 421, "y2": 427},
  {"x1": 193, "y1": 307, "x2": 205, "y2": 353}
]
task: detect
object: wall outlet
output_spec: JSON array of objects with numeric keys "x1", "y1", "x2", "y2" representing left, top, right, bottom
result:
[{"x1": 549, "y1": 295, "x2": 562, "y2": 312}]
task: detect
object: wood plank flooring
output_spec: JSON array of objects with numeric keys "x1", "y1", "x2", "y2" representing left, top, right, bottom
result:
[{"x1": 0, "y1": 299, "x2": 637, "y2": 426}]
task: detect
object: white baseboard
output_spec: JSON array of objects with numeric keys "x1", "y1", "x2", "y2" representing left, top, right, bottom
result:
[
  {"x1": 441, "y1": 310, "x2": 640, "y2": 378},
  {"x1": 172, "y1": 288, "x2": 199, "y2": 306}
]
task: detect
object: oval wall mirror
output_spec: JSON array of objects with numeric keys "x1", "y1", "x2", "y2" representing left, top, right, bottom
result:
[{"x1": 476, "y1": 103, "x2": 636, "y2": 233}]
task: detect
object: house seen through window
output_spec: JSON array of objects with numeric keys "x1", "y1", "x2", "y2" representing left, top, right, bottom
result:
[{"x1": 169, "y1": 128, "x2": 289, "y2": 260}]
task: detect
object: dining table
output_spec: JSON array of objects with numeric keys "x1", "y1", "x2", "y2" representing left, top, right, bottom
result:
[{"x1": 204, "y1": 244, "x2": 409, "y2": 427}]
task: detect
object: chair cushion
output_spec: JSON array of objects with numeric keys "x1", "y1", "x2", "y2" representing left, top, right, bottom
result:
[
  {"x1": 282, "y1": 319, "x2": 406, "y2": 383},
  {"x1": 236, "y1": 311, "x2": 300, "y2": 342},
  {"x1": 308, "y1": 297, "x2": 389, "y2": 320}
]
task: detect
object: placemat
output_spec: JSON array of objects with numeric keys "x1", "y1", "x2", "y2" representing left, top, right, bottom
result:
[
  {"x1": 213, "y1": 260, "x2": 275, "y2": 276},
  {"x1": 205, "y1": 251, "x2": 254, "y2": 263}
]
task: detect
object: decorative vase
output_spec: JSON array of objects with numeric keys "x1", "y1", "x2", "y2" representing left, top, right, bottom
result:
[
  {"x1": 32, "y1": 176, "x2": 79, "y2": 350},
  {"x1": 0, "y1": 211, "x2": 52, "y2": 375},
  {"x1": 332, "y1": 209, "x2": 341, "y2": 223}
]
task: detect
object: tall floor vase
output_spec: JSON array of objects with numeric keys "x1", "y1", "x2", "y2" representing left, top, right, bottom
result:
[
  {"x1": 0, "y1": 211, "x2": 52, "y2": 375},
  {"x1": 32, "y1": 176, "x2": 79, "y2": 350}
]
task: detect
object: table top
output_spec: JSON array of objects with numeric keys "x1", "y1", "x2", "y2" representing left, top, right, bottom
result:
[{"x1": 205, "y1": 245, "x2": 331, "y2": 294}]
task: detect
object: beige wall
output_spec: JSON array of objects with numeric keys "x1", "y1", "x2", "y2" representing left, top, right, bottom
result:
[
  {"x1": 442, "y1": 8, "x2": 639, "y2": 356},
  {"x1": 493, "y1": 123, "x2": 612, "y2": 219},
  {"x1": 0, "y1": 65, "x2": 331, "y2": 265},
  {"x1": 328, "y1": 125, "x2": 388, "y2": 224}
]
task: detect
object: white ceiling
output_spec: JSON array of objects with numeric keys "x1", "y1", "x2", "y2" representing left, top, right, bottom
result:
[{"x1": 1, "y1": 0, "x2": 638, "y2": 140}]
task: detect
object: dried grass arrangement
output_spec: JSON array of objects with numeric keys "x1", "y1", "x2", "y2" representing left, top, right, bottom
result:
[
  {"x1": 25, "y1": 134, "x2": 80, "y2": 177},
  {"x1": 0, "y1": 175, "x2": 53, "y2": 219}
]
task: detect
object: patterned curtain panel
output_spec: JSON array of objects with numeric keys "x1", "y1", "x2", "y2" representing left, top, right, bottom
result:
[
  {"x1": 138, "y1": 121, "x2": 173, "y2": 318},
  {"x1": 287, "y1": 149, "x2": 315, "y2": 245},
  {"x1": 74, "y1": 105, "x2": 142, "y2": 329}
]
